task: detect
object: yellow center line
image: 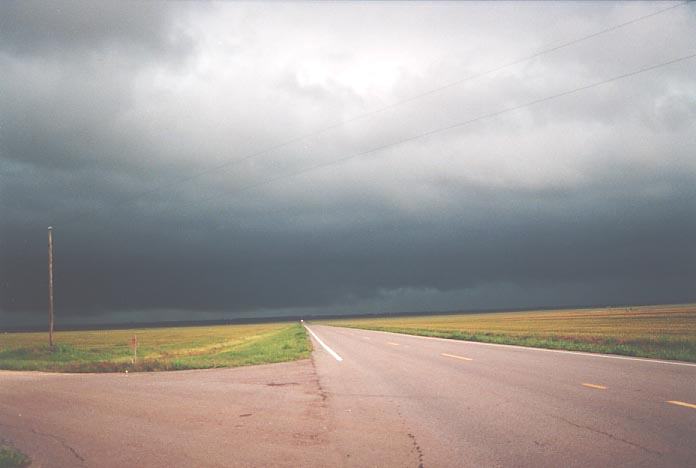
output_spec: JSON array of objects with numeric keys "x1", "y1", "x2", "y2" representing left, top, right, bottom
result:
[
  {"x1": 667, "y1": 400, "x2": 696, "y2": 410},
  {"x1": 581, "y1": 383, "x2": 607, "y2": 390},
  {"x1": 441, "y1": 353, "x2": 473, "y2": 361},
  {"x1": 386, "y1": 341, "x2": 400, "y2": 346}
]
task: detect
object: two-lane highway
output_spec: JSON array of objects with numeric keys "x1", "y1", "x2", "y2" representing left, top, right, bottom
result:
[{"x1": 306, "y1": 324, "x2": 696, "y2": 467}]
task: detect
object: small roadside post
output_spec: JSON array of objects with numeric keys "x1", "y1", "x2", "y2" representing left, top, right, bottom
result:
[{"x1": 130, "y1": 335, "x2": 138, "y2": 364}]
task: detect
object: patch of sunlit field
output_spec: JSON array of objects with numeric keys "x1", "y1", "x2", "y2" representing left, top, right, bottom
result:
[
  {"x1": 0, "y1": 322, "x2": 310, "y2": 373},
  {"x1": 322, "y1": 304, "x2": 696, "y2": 362}
]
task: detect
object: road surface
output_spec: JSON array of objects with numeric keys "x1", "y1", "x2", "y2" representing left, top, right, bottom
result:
[
  {"x1": 1, "y1": 324, "x2": 694, "y2": 467},
  {"x1": 306, "y1": 324, "x2": 696, "y2": 467}
]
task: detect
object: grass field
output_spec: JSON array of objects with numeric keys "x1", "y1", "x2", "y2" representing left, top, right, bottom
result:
[
  {"x1": 322, "y1": 304, "x2": 696, "y2": 362},
  {"x1": 0, "y1": 322, "x2": 310, "y2": 373}
]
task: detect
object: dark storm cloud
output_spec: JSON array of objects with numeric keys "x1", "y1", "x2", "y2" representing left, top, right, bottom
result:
[
  {"x1": 1, "y1": 1, "x2": 695, "y2": 326},
  {"x1": 0, "y1": 0, "x2": 194, "y2": 57}
]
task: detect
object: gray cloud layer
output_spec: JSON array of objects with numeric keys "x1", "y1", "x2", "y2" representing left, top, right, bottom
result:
[{"x1": 1, "y1": 1, "x2": 695, "y2": 326}]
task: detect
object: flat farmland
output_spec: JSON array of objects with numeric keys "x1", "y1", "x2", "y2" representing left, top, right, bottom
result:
[
  {"x1": 322, "y1": 303, "x2": 696, "y2": 362},
  {"x1": 0, "y1": 322, "x2": 309, "y2": 373}
]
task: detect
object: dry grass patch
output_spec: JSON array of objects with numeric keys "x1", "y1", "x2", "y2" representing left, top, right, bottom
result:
[{"x1": 0, "y1": 322, "x2": 310, "y2": 372}]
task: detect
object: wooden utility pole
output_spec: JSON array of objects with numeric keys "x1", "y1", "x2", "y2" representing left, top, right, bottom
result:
[{"x1": 48, "y1": 226, "x2": 54, "y2": 348}]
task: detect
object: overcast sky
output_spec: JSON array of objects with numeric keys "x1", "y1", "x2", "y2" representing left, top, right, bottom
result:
[{"x1": 1, "y1": 1, "x2": 695, "y2": 327}]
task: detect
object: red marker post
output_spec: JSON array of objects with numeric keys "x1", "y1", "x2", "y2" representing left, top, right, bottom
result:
[{"x1": 130, "y1": 335, "x2": 138, "y2": 364}]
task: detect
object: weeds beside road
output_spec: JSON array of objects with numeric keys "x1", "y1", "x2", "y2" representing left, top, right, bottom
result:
[{"x1": 0, "y1": 443, "x2": 30, "y2": 468}]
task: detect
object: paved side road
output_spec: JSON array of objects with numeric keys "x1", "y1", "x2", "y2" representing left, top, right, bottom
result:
[
  {"x1": 307, "y1": 324, "x2": 696, "y2": 467},
  {"x1": 0, "y1": 356, "x2": 417, "y2": 467},
  {"x1": 0, "y1": 360, "x2": 386, "y2": 468}
]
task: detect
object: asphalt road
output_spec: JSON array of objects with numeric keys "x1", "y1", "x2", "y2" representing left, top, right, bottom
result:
[
  {"x1": 1, "y1": 324, "x2": 695, "y2": 467},
  {"x1": 306, "y1": 324, "x2": 696, "y2": 467},
  {"x1": 0, "y1": 360, "x2": 342, "y2": 467}
]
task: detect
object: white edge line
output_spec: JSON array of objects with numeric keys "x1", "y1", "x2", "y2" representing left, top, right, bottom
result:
[
  {"x1": 326, "y1": 326, "x2": 696, "y2": 368},
  {"x1": 304, "y1": 325, "x2": 343, "y2": 362}
]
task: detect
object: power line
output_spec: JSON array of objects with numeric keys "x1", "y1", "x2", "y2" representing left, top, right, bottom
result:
[
  {"x1": 179, "y1": 52, "x2": 696, "y2": 211},
  {"x1": 60, "y1": 1, "x2": 688, "y2": 226}
]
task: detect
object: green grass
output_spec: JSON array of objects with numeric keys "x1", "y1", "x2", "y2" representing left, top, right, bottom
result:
[
  {"x1": 0, "y1": 444, "x2": 30, "y2": 468},
  {"x1": 0, "y1": 322, "x2": 310, "y2": 373},
  {"x1": 321, "y1": 304, "x2": 696, "y2": 362}
]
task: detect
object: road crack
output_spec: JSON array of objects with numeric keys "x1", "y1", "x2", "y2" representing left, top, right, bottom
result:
[
  {"x1": 394, "y1": 404, "x2": 425, "y2": 468},
  {"x1": 407, "y1": 431, "x2": 425, "y2": 468},
  {"x1": 30, "y1": 427, "x2": 86, "y2": 464},
  {"x1": 309, "y1": 354, "x2": 328, "y2": 404},
  {"x1": 551, "y1": 415, "x2": 662, "y2": 457},
  {"x1": 0, "y1": 421, "x2": 86, "y2": 465}
]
